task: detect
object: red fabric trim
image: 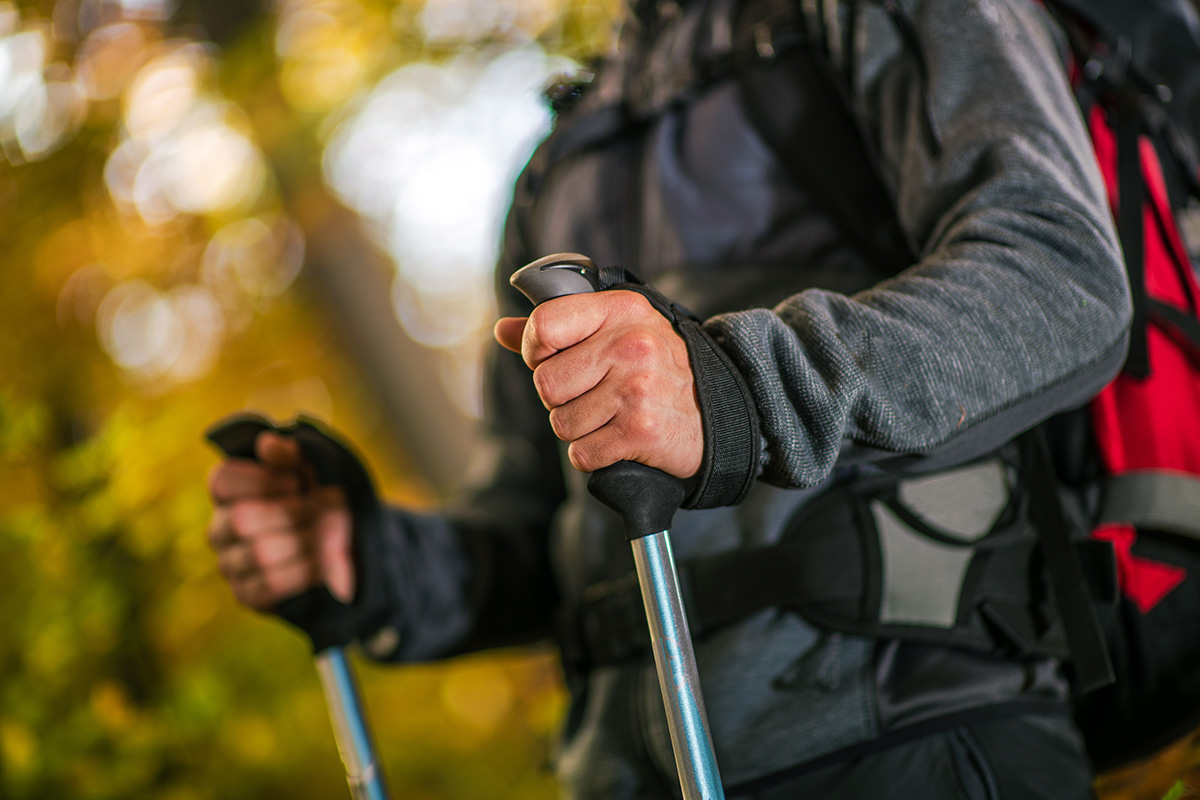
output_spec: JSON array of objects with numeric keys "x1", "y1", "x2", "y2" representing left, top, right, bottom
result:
[{"x1": 1087, "y1": 108, "x2": 1200, "y2": 475}]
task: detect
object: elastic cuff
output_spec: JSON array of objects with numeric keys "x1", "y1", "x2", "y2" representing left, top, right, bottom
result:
[{"x1": 676, "y1": 318, "x2": 762, "y2": 508}]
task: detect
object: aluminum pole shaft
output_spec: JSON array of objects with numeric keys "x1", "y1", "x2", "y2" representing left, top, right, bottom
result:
[
  {"x1": 315, "y1": 647, "x2": 391, "y2": 800},
  {"x1": 633, "y1": 532, "x2": 725, "y2": 800}
]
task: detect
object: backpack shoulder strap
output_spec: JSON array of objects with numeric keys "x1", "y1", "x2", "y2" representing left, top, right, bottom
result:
[{"x1": 732, "y1": 0, "x2": 918, "y2": 275}]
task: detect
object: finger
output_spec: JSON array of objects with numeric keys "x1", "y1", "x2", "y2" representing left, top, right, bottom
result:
[
  {"x1": 217, "y1": 530, "x2": 311, "y2": 581},
  {"x1": 564, "y1": 415, "x2": 669, "y2": 475},
  {"x1": 547, "y1": 384, "x2": 619, "y2": 443},
  {"x1": 228, "y1": 494, "x2": 315, "y2": 539},
  {"x1": 521, "y1": 294, "x2": 608, "y2": 368},
  {"x1": 206, "y1": 493, "x2": 312, "y2": 551},
  {"x1": 208, "y1": 459, "x2": 302, "y2": 504},
  {"x1": 564, "y1": 396, "x2": 701, "y2": 479},
  {"x1": 231, "y1": 558, "x2": 321, "y2": 612},
  {"x1": 565, "y1": 425, "x2": 630, "y2": 474},
  {"x1": 493, "y1": 317, "x2": 528, "y2": 354},
  {"x1": 531, "y1": 338, "x2": 609, "y2": 410},
  {"x1": 207, "y1": 506, "x2": 236, "y2": 550},
  {"x1": 313, "y1": 486, "x2": 354, "y2": 603}
]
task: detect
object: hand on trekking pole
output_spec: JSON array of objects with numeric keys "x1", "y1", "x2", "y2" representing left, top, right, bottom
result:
[
  {"x1": 494, "y1": 289, "x2": 703, "y2": 480},
  {"x1": 207, "y1": 430, "x2": 355, "y2": 612}
]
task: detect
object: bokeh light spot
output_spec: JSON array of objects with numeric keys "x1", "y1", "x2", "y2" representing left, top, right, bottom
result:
[
  {"x1": 97, "y1": 279, "x2": 184, "y2": 377},
  {"x1": 76, "y1": 22, "x2": 149, "y2": 102},
  {"x1": 122, "y1": 44, "x2": 203, "y2": 140}
]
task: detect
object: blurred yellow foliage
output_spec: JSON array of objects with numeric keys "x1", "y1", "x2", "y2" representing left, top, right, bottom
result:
[{"x1": 0, "y1": 0, "x2": 614, "y2": 796}]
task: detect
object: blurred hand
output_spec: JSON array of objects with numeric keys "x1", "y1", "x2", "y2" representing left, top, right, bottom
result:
[
  {"x1": 206, "y1": 431, "x2": 354, "y2": 611},
  {"x1": 494, "y1": 289, "x2": 702, "y2": 479}
]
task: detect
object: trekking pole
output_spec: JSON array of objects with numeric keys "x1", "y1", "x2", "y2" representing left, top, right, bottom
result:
[
  {"x1": 511, "y1": 253, "x2": 726, "y2": 800},
  {"x1": 206, "y1": 415, "x2": 390, "y2": 800},
  {"x1": 314, "y1": 647, "x2": 389, "y2": 800}
]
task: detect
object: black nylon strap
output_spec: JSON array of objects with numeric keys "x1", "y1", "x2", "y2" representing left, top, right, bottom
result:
[
  {"x1": 1116, "y1": 89, "x2": 1151, "y2": 378},
  {"x1": 674, "y1": 320, "x2": 762, "y2": 508},
  {"x1": 1021, "y1": 428, "x2": 1116, "y2": 693},
  {"x1": 1149, "y1": 298, "x2": 1200, "y2": 359}
]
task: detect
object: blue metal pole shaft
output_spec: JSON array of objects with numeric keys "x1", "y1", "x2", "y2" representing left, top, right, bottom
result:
[{"x1": 314, "y1": 647, "x2": 391, "y2": 800}]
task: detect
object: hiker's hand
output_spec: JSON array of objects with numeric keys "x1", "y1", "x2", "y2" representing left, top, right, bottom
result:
[
  {"x1": 206, "y1": 431, "x2": 354, "y2": 611},
  {"x1": 494, "y1": 290, "x2": 702, "y2": 479}
]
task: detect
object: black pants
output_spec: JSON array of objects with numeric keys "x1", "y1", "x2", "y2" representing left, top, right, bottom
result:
[{"x1": 735, "y1": 713, "x2": 1096, "y2": 800}]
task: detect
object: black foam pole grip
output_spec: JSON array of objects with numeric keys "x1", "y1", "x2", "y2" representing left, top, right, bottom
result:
[
  {"x1": 587, "y1": 462, "x2": 685, "y2": 540},
  {"x1": 510, "y1": 253, "x2": 687, "y2": 540},
  {"x1": 205, "y1": 413, "x2": 271, "y2": 460},
  {"x1": 205, "y1": 413, "x2": 341, "y2": 488}
]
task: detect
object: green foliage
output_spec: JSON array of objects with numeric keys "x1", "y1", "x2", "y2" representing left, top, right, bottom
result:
[{"x1": 1162, "y1": 781, "x2": 1187, "y2": 800}]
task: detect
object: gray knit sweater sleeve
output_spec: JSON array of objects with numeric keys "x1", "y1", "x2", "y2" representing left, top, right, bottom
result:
[{"x1": 704, "y1": 0, "x2": 1131, "y2": 488}]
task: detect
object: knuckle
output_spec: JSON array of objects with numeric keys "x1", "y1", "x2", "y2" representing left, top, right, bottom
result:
[
  {"x1": 568, "y1": 440, "x2": 614, "y2": 474},
  {"x1": 567, "y1": 442, "x2": 594, "y2": 473},
  {"x1": 524, "y1": 311, "x2": 557, "y2": 355},
  {"x1": 206, "y1": 462, "x2": 235, "y2": 502},
  {"x1": 624, "y1": 410, "x2": 658, "y2": 440},
  {"x1": 261, "y1": 568, "x2": 296, "y2": 601},
  {"x1": 547, "y1": 407, "x2": 570, "y2": 441},
  {"x1": 228, "y1": 502, "x2": 256, "y2": 537},
  {"x1": 613, "y1": 291, "x2": 652, "y2": 319},
  {"x1": 240, "y1": 578, "x2": 274, "y2": 611},
  {"x1": 624, "y1": 370, "x2": 656, "y2": 403},
  {"x1": 247, "y1": 539, "x2": 273, "y2": 570},
  {"x1": 617, "y1": 329, "x2": 658, "y2": 362},
  {"x1": 205, "y1": 514, "x2": 227, "y2": 548},
  {"x1": 532, "y1": 364, "x2": 561, "y2": 408},
  {"x1": 216, "y1": 548, "x2": 244, "y2": 581},
  {"x1": 206, "y1": 464, "x2": 222, "y2": 498}
]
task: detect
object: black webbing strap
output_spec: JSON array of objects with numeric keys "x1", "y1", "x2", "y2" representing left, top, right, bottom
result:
[
  {"x1": 1149, "y1": 299, "x2": 1200, "y2": 358},
  {"x1": 1021, "y1": 428, "x2": 1116, "y2": 693},
  {"x1": 1116, "y1": 85, "x2": 1151, "y2": 378}
]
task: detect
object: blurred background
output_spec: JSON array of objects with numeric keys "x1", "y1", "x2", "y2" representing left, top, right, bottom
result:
[
  {"x1": 0, "y1": 0, "x2": 1196, "y2": 798},
  {"x1": 0, "y1": 0, "x2": 608, "y2": 796}
]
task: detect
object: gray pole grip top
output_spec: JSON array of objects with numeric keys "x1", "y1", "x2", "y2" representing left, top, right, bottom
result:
[{"x1": 509, "y1": 252, "x2": 604, "y2": 303}]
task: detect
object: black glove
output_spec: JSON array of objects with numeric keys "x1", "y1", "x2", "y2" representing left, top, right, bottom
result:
[{"x1": 205, "y1": 414, "x2": 392, "y2": 652}]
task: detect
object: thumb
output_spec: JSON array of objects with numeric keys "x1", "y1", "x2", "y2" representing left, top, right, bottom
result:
[
  {"x1": 493, "y1": 316, "x2": 528, "y2": 354},
  {"x1": 255, "y1": 430, "x2": 303, "y2": 471}
]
